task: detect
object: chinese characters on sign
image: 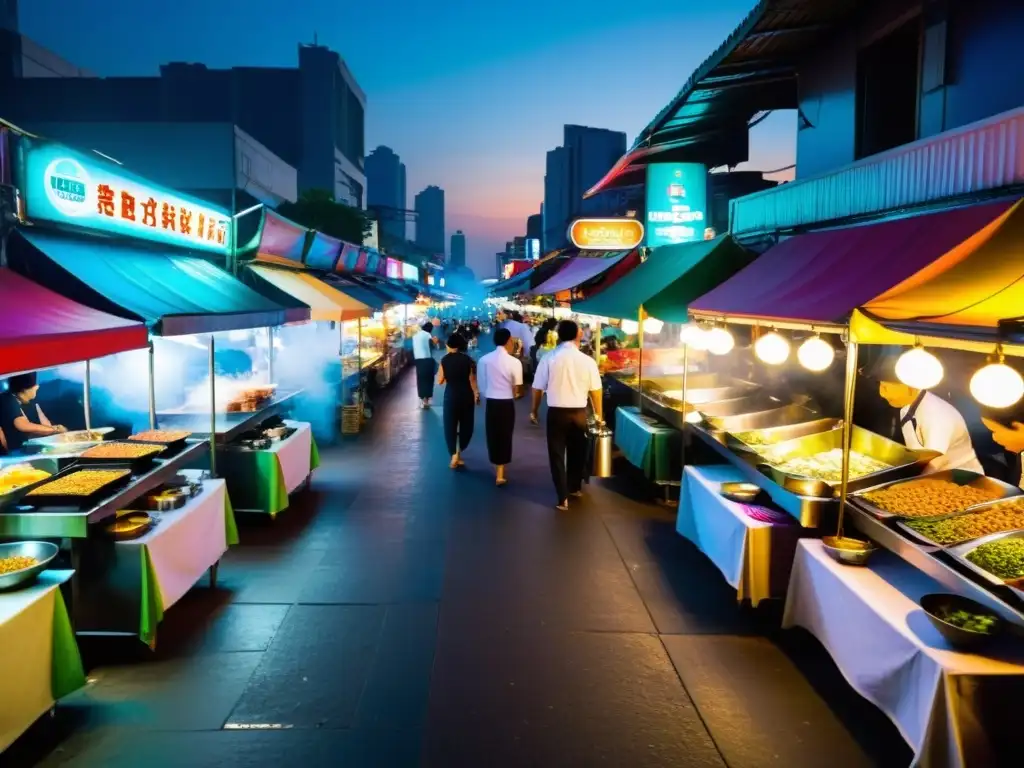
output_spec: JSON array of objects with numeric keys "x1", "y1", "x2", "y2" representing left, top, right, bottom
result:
[
  {"x1": 95, "y1": 182, "x2": 226, "y2": 245},
  {"x1": 645, "y1": 163, "x2": 709, "y2": 247},
  {"x1": 567, "y1": 218, "x2": 645, "y2": 250}
]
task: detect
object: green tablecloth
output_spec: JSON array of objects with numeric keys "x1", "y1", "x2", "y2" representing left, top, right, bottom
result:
[{"x1": 614, "y1": 406, "x2": 676, "y2": 482}]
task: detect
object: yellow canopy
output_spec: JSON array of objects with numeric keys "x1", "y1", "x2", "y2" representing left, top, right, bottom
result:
[{"x1": 248, "y1": 264, "x2": 371, "y2": 322}]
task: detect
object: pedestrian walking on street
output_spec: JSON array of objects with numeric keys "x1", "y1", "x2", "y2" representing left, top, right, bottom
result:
[
  {"x1": 413, "y1": 322, "x2": 438, "y2": 408},
  {"x1": 477, "y1": 327, "x2": 524, "y2": 487},
  {"x1": 437, "y1": 333, "x2": 479, "y2": 469},
  {"x1": 531, "y1": 319, "x2": 603, "y2": 510}
]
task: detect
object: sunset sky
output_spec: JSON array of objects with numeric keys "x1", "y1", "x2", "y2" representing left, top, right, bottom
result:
[{"x1": 22, "y1": 0, "x2": 795, "y2": 275}]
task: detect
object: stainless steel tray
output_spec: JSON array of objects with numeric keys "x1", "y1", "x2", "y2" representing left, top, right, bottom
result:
[
  {"x1": 758, "y1": 426, "x2": 940, "y2": 499},
  {"x1": 0, "y1": 457, "x2": 62, "y2": 509},
  {"x1": 725, "y1": 417, "x2": 841, "y2": 454},
  {"x1": 895, "y1": 495, "x2": 1024, "y2": 548},
  {"x1": 705, "y1": 397, "x2": 816, "y2": 432},
  {"x1": 0, "y1": 541, "x2": 59, "y2": 591},
  {"x1": 697, "y1": 392, "x2": 788, "y2": 419},
  {"x1": 23, "y1": 427, "x2": 114, "y2": 451},
  {"x1": 852, "y1": 470, "x2": 1023, "y2": 521},
  {"x1": 946, "y1": 529, "x2": 1024, "y2": 587}
]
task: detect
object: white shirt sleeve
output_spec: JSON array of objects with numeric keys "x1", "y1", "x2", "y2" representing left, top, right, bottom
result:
[
  {"x1": 512, "y1": 358, "x2": 524, "y2": 387},
  {"x1": 533, "y1": 353, "x2": 550, "y2": 391},
  {"x1": 476, "y1": 355, "x2": 488, "y2": 396},
  {"x1": 587, "y1": 358, "x2": 602, "y2": 391}
]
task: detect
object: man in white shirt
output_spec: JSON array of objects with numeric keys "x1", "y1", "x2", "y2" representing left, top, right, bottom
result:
[
  {"x1": 477, "y1": 327, "x2": 524, "y2": 486},
  {"x1": 531, "y1": 320, "x2": 604, "y2": 510},
  {"x1": 412, "y1": 322, "x2": 437, "y2": 408},
  {"x1": 503, "y1": 312, "x2": 535, "y2": 375}
]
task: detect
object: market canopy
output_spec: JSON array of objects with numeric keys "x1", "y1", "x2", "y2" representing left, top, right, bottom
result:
[
  {"x1": 246, "y1": 264, "x2": 370, "y2": 322},
  {"x1": 322, "y1": 277, "x2": 388, "y2": 311},
  {"x1": 0, "y1": 267, "x2": 149, "y2": 377},
  {"x1": 490, "y1": 257, "x2": 569, "y2": 297},
  {"x1": 573, "y1": 235, "x2": 754, "y2": 323},
  {"x1": 528, "y1": 252, "x2": 631, "y2": 296},
  {"x1": 12, "y1": 230, "x2": 300, "y2": 336},
  {"x1": 255, "y1": 210, "x2": 308, "y2": 266},
  {"x1": 688, "y1": 201, "x2": 1015, "y2": 327},
  {"x1": 304, "y1": 232, "x2": 344, "y2": 272}
]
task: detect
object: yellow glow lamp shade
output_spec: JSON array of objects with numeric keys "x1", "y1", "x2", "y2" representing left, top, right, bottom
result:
[
  {"x1": 754, "y1": 331, "x2": 790, "y2": 365},
  {"x1": 895, "y1": 346, "x2": 944, "y2": 390},
  {"x1": 970, "y1": 362, "x2": 1024, "y2": 408},
  {"x1": 705, "y1": 327, "x2": 735, "y2": 356},
  {"x1": 797, "y1": 336, "x2": 834, "y2": 372},
  {"x1": 620, "y1": 319, "x2": 639, "y2": 335},
  {"x1": 642, "y1": 317, "x2": 664, "y2": 334},
  {"x1": 679, "y1": 323, "x2": 703, "y2": 347}
]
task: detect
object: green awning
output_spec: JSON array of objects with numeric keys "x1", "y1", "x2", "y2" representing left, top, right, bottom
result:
[{"x1": 573, "y1": 235, "x2": 755, "y2": 322}]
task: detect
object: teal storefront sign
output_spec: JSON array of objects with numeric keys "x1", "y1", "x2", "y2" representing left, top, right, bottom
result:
[
  {"x1": 645, "y1": 163, "x2": 709, "y2": 247},
  {"x1": 16, "y1": 137, "x2": 231, "y2": 254}
]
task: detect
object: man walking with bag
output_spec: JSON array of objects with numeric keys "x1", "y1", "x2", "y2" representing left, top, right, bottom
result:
[{"x1": 530, "y1": 320, "x2": 603, "y2": 510}]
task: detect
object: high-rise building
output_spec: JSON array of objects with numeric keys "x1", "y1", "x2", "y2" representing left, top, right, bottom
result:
[
  {"x1": 526, "y1": 210, "x2": 542, "y2": 242},
  {"x1": 542, "y1": 125, "x2": 627, "y2": 250},
  {"x1": 366, "y1": 146, "x2": 407, "y2": 242},
  {"x1": 1, "y1": 0, "x2": 18, "y2": 32},
  {"x1": 450, "y1": 230, "x2": 467, "y2": 269},
  {"x1": 414, "y1": 185, "x2": 445, "y2": 255}
]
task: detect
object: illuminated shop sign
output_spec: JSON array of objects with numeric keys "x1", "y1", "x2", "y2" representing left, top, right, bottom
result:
[
  {"x1": 645, "y1": 163, "x2": 708, "y2": 247},
  {"x1": 386, "y1": 258, "x2": 402, "y2": 280},
  {"x1": 401, "y1": 262, "x2": 419, "y2": 282},
  {"x1": 17, "y1": 137, "x2": 231, "y2": 253},
  {"x1": 568, "y1": 218, "x2": 644, "y2": 250}
]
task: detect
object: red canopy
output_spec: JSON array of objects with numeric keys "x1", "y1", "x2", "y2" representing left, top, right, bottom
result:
[{"x1": 0, "y1": 267, "x2": 149, "y2": 376}]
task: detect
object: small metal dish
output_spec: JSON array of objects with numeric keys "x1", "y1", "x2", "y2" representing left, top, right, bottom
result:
[
  {"x1": 0, "y1": 541, "x2": 59, "y2": 591},
  {"x1": 821, "y1": 535, "x2": 877, "y2": 566},
  {"x1": 240, "y1": 438, "x2": 272, "y2": 450},
  {"x1": 144, "y1": 487, "x2": 189, "y2": 511},
  {"x1": 105, "y1": 511, "x2": 156, "y2": 541},
  {"x1": 720, "y1": 482, "x2": 761, "y2": 503},
  {"x1": 264, "y1": 425, "x2": 289, "y2": 440}
]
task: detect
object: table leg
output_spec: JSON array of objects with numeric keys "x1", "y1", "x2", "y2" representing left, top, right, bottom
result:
[{"x1": 209, "y1": 561, "x2": 219, "y2": 588}]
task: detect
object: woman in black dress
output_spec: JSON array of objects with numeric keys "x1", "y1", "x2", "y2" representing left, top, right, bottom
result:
[{"x1": 437, "y1": 333, "x2": 480, "y2": 468}]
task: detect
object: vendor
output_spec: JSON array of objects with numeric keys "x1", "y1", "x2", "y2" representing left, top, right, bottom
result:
[
  {"x1": 980, "y1": 395, "x2": 1024, "y2": 486},
  {"x1": 0, "y1": 373, "x2": 66, "y2": 454},
  {"x1": 871, "y1": 354, "x2": 983, "y2": 474}
]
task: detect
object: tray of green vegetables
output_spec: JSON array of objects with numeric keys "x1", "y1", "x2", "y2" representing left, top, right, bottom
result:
[{"x1": 947, "y1": 530, "x2": 1024, "y2": 586}]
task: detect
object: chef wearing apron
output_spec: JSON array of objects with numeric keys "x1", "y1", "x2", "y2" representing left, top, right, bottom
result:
[{"x1": 870, "y1": 353, "x2": 984, "y2": 474}]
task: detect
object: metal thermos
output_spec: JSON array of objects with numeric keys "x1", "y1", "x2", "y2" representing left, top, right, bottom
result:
[{"x1": 591, "y1": 421, "x2": 614, "y2": 478}]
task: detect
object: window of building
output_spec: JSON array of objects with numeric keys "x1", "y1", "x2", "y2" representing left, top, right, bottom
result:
[{"x1": 855, "y1": 18, "x2": 922, "y2": 159}]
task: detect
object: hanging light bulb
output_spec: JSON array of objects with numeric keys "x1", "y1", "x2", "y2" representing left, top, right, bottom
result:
[
  {"x1": 679, "y1": 323, "x2": 702, "y2": 346},
  {"x1": 970, "y1": 349, "x2": 1024, "y2": 408},
  {"x1": 895, "y1": 345, "x2": 944, "y2": 390},
  {"x1": 754, "y1": 331, "x2": 790, "y2": 365},
  {"x1": 797, "y1": 335, "x2": 834, "y2": 372},
  {"x1": 620, "y1": 319, "x2": 639, "y2": 335},
  {"x1": 642, "y1": 317, "x2": 664, "y2": 334},
  {"x1": 705, "y1": 326, "x2": 735, "y2": 356}
]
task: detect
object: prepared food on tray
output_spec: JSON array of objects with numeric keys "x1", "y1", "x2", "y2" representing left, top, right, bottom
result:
[
  {"x1": 770, "y1": 449, "x2": 890, "y2": 482},
  {"x1": 0, "y1": 464, "x2": 51, "y2": 494},
  {"x1": 904, "y1": 499, "x2": 1024, "y2": 546},
  {"x1": 128, "y1": 429, "x2": 191, "y2": 443},
  {"x1": 27, "y1": 468, "x2": 130, "y2": 497},
  {"x1": 81, "y1": 442, "x2": 162, "y2": 460},
  {"x1": 862, "y1": 478, "x2": 1003, "y2": 518},
  {"x1": 966, "y1": 538, "x2": 1024, "y2": 581},
  {"x1": 733, "y1": 431, "x2": 771, "y2": 446},
  {"x1": 0, "y1": 555, "x2": 38, "y2": 574}
]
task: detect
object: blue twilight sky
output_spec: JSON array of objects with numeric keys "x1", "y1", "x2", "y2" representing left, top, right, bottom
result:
[{"x1": 21, "y1": 0, "x2": 795, "y2": 275}]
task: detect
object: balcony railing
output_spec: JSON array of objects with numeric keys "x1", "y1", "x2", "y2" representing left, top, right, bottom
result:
[{"x1": 730, "y1": 106, "x2": 1024, "y2": 238}]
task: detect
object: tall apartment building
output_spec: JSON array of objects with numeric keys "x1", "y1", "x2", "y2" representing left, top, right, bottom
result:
[
  {"x1": 365, "y1": 146, "x2": 407, "y2": 242},
  {"x1": 450, "y1": 229, "x2": 467, "y2": 269},
  {"x1": 414, "y1": 185, "x2": 445, "y2": 255}
]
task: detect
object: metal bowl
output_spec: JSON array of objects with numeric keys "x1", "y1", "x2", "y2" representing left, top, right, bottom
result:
[
  {"x1": 144, "y1": 487, "x2": 189, "y2": 511},
  {"x1": 720, "y1": 482, "x2": 761, "y2": 503},
  {"x1": 0, "y1": 541, "x2": 59, "y2": 591},
  {"x1": 821, "y1": 535, "x2": 877, "y2": 567}
]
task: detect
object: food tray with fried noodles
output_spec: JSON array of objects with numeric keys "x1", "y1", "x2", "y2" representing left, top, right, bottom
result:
[
  {"x1": 946, "y1": 529, "x2": 1024, "y2": 587},
  {"x1": 76, "y1": 441, "x2": 164, "y2": 470},
  {"x1": 24, "y1": 466, "x2": 134, "y2": 509},
  {"x1": 896, "y1": 496, "x2": 1024, "y2": 548},
  {"x1": 851, "y1": 470, "x2": 1022, "y2": 521},
  {"x1": 128, "y1": 429, "x2": 192, "y2": 454}
]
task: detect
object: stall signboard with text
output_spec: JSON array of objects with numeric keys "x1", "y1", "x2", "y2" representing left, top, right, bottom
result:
[
  {"x1": 401, "y1": 262, "x2": 419, "y2": 282},
  {"x1": 645, "y1": 163, "x2": 709, "y2": 247},
  {"x1": 16, "y1": 137, "x2": 231, "y2": 254},
  {"x1": 568, "y1": 218, "x2": 644, "y2": 250}
]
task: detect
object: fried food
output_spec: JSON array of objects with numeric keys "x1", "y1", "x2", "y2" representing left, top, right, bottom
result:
[
  {"x1": 128, "y1": 430, "x2": 191, "y2": 443},
  {"x1": 862, "y1": 478, "x2": 1003, "y2": 518},
  {"x1": 905, "y1": 499, "x2": 1024, "y2": 546},
  {"x1": 0, "y1": 464, "x2": 51, "y2": 494},
  {"x1": 27, "y1": 469, "x2": 131, "y2": 497},
  {"x1": 0, "y1": 555, "x2": 38, "y2": 574},
  {"x1": 81, "y1": 442, "x2": 162, "y2": 459},
  {"x1": 966, "y1": 538, "x2": 1024, "y2": 581},
  {"x1": 771, "y1": 449, "x2": 890, "y2": 482}
]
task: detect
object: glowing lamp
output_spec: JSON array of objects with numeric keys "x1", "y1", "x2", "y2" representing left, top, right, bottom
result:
[
  {"x1": 642, "y1": 317, "x2": 664, "y2": 334},
  {"x1": 895, "y1": 346, "x2": 944, "y2": 390},
  {"x1": 679, "y1": 323, "x2": 703, "y2": 346},
  {"x1": 705, "y1": 327, "x2": 735, "y2": 356},
  {"x1": 754, "y1": 331, "x2": 790, "y2": 365},
  {"x1": 620, "y1": 319, "x2": 639, "y2": 335},
  {"x1": 970, "y1": 361, "x2": 1024, "y2": 409},
  {"x1": 797, "y1": 336, "x2": 834, "y2": 372}
]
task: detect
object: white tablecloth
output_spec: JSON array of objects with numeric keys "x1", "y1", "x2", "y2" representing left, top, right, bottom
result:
[
  {"x1": 0, "y1": 570, "x2": 73, "y2": 752},
  {"x1": 784, "y1": 540, "x2": 1024, "y2": 767},
  {"x1": 275, "y1": 420, "x2": 313, "y2": 494},
  {"x1": 678, "y1": 465, "x2": 801, "y2": 606},
  {"x1": 118, "y1": 478, "x2": 228, "y2": 611}
]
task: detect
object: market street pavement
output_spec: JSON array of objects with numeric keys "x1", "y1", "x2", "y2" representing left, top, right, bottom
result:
[{"x1": 10, "y1": 348, "x2": 912, "y2": 767}]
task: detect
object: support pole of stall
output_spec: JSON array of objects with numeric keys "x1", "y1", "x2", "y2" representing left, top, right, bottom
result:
[
  {"x1": 147, "y1": 341, "x2": 156, "y2": 430},
  {"x1": 636, "y1": 306, "x2": 645, "y2": 410},
  {"x1": 208, "y1": 336, "x2": 217, "y2": 478},
  {"x1": 836, "y1": 339, "x2": 859, "y2": 538},
  {"x1": 680, "y1": 340, "x2": 690, "y2": 470},
  {"x1": 267, "y1": 326, "x2": 275, "y2": 385},
  {"x1": 357, "y1": 317, "x2": 364, "y2": 412},
  {"x1": 83, "y1": 360, "x2": 92, "y2": 431},
  {"x1": 592, "y1": 318, "x2": 601, "y2": 367}
]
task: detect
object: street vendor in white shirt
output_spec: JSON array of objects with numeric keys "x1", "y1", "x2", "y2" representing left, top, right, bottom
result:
[{"x1": 871, "y1": 353, "x2": 984, "y2": 474}]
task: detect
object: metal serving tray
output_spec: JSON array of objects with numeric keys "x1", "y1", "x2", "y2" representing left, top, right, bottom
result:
[
  {"x1": 725, "y1": 417, "x2": 841, "y2": 454},
  {"x1": 22, "y1": 427, "x2": 114, "y2": 453},
  {"x1": 851, "y1": 469, "x2": 1023, "y2": 521},
  {"x1": 758, "y1": 426, "x2": 940, "y2": 499},
  {"x1": 895, "y1": 495, "x2": 1024, "y2": 548},
  {"x1": 660, "y1": 374, "x2": 760, "y2": 406},
  {"x1": 704, "y1": 397, "x2": 816, "y2": 432},
  {"x1": 946, "y1": 529, "x2": 1024, "y2": 587},
  {"x1": 0, "y1": 457, "x2": 62, "y2": 510}
]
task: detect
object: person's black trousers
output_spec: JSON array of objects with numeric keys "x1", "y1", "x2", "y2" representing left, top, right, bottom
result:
[
  {"x1": 414, "y1": 357, "x2": 436, "y2": 399},
  {"x1": 485, "y1": 398, "x2": 516, "y2": 465},
  {"x1": 546, "y1": 406, "x2": 589, "y2": 502},
  {"x1": 443, "y1": 395, "x2": 475, "y2": 455}
]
